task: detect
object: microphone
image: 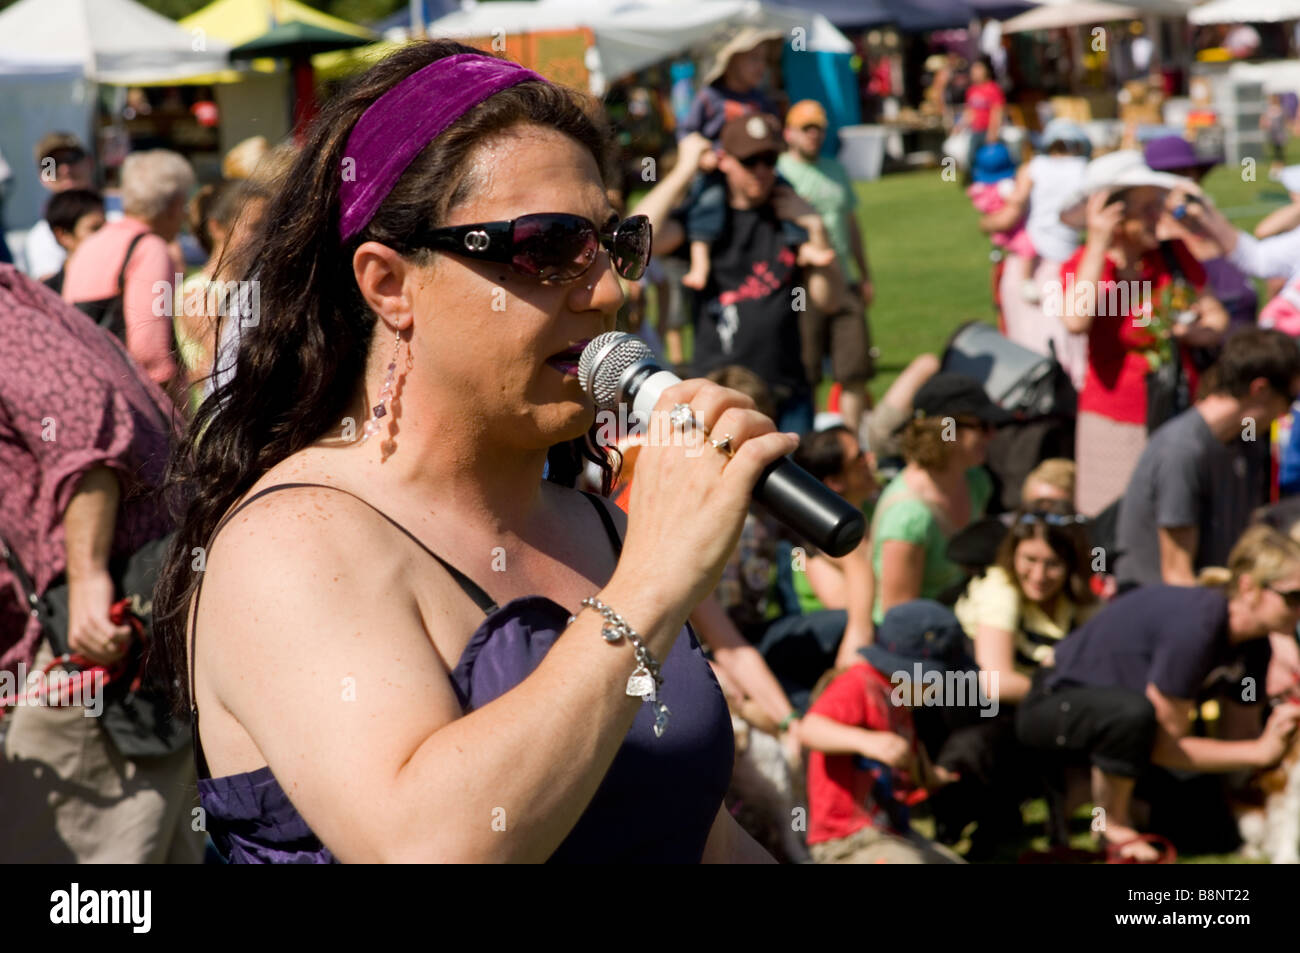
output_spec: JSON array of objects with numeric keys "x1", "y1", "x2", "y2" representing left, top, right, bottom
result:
[{"x1": 579, "y1": 332, "x2": 867, "y2": 558}]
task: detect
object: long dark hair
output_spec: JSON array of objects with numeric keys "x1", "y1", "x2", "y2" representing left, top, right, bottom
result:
[{"x1": 153, "y1": 40, "x2": 618, "y2": 711}]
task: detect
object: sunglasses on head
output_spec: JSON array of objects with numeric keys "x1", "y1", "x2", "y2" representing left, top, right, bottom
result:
[
  {"x1": 740, "y1": 151, "x2": 780, "y2": 170},
  {"x1": 1268, "y1": 584, "x2": 1300, "y2": 609},
  {"x1": 1018, "y1": 511, "x2": 1086, "y2": 527},
  {"x1": 409, "y1": 212, "x2": 651, "y2": 284}
]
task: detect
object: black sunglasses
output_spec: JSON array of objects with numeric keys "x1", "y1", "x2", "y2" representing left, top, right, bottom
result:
[
  {"x1": 740, "y1": 151, "x2": 780, "y2": 170},
  {"x1": 410, "y1": 213, "x2": 651, "y2": 284},
  {"x1": 1268, "y1": 584, "x2": 1300, "y2": 609},
  {"x1": 46, "y1": 148, "x2": 86, "y2": 167}
]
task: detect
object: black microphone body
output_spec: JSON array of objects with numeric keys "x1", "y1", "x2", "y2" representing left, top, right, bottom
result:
[{"x1": 580, "y1": 333, "x2": 867, "y2": 557}]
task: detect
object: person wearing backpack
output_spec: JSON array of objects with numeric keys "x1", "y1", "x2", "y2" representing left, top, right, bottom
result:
[{"x1": 62, "y1": 150, "x2": 192, "y2": 406}]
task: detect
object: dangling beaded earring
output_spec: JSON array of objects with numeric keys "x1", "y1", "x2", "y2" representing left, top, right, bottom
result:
[{"x1": 361, "y1": 329, "x2": 400, "y2": 444}]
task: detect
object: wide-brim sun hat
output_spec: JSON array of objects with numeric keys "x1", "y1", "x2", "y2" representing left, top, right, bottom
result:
[
  {"x1": 1143, "y1": 134, "x2": 1221, "y2": 173},
  {"x1": 699, "y1": 26, "x2": 784, "y2": 88},
  {"x1": 1059, "y1": 149, "x2": 1194, "y2": 224}
]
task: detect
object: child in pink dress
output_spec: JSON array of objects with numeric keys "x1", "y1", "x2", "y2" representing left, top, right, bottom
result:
[{"x1": 967, "y1": 142, "x2": 1038, "y2": 299}]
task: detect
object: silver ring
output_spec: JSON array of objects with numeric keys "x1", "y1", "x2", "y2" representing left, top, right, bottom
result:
[
  {"x1": 669, "y1": 403, "x2": 698, "y2": 432},
  {"x1": 710, "y1": 433, "x2": 735, "y2": 458}
]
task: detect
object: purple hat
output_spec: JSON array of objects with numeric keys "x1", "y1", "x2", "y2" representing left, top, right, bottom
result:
[{"x1": 1144, "y1": 135, "x2": 1221, "y2": 173}]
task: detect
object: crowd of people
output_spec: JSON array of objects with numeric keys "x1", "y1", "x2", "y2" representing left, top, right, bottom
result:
[{"x1": 1, "y1": 28, "x2": 1299, "y2": 866}]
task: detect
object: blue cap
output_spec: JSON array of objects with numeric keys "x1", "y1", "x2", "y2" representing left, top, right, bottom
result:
[
  {"x1": 972, "y1": 142, "x2": 1015, "y2": 183},
  {"x1": 858, "y1": 600, "x2": 976, "y2": 679}
]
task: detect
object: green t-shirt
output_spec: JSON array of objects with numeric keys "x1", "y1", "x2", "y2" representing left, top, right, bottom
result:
[
  {"x1": 869, "y1": 468, "x2": 993, "y2": 624},
  {"x1": 775, "y1": 152, "x2": 860, "y2": 282}
]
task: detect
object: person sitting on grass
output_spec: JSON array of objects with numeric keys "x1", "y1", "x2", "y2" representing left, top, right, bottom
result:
[
  {"x1": 871, "y1": 373, "x2": 1010, "y2": 622},
  {"x1": 800, "y1": 599, "x2": 969, "y2": 864},
  {"x1": 934, "y1": 502, "x2": 1099, "y2": 857},
  {"x1": 1016, "y1": 524, "x2": 1300, "y2": 862},
  {"x1": 789, "y1": 424, "x2": 878, "y2": 653}
]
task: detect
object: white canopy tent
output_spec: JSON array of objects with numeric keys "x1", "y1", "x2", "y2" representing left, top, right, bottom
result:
[
  {"x1": 1002, "y1": 2, "x2": 1152, "y2": 32},
  {"x1": 0, "y1": 0, "x2": 232, "y2": 236},
  {"x1": 1191, "y1": 0, "x2": 1300, "y2": 24},
  {"x1": 0, "y1": 0, "x2": 231, "y2": 85},
  {"x1": 423, "y1": 0, "x2": 853, "y2": 93},
  {"x1": 1003, "y1": 0, "x2": 1196, "y2": 32}
]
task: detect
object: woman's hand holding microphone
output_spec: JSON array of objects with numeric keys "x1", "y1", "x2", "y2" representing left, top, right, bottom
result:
[{"x1": 614, "y1": 380, "x2": 799, "y2": 625}]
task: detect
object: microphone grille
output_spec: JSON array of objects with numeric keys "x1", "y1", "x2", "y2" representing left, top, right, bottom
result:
[{"x1": 579, "y1": 332, "x2": 653, "y2": 412}]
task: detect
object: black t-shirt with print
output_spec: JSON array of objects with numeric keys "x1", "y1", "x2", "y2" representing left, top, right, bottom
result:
[{"x1": 690, "y1": 204, "x2": 809, "y2": 408}]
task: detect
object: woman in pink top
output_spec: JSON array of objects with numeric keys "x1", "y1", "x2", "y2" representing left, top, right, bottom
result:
[
  {"x1": 962, "y1": 58, "x2": 1004, "y2": 137},
  {"x1": 63, "y1": 149, "x2": 193, "y2": 402}
]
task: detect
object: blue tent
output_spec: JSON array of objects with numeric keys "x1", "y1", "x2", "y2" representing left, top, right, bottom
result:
[{"x1": 371, "y1": 0, "x2": 461, "y2": 32}]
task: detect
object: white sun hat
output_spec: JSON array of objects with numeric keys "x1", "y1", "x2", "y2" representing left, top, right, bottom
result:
[{"x1": 1059, "y1": 149, "x2": 1195, "y2": 226}]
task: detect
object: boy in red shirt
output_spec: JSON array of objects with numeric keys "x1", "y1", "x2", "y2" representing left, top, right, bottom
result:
[{"x1": 801, "y1": 599, "x2": 971, "y2": 863}]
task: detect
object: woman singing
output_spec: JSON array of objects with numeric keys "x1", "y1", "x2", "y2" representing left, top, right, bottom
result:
[{"x1": 153, "y1": 41, "x2": 797, "y2": 863}]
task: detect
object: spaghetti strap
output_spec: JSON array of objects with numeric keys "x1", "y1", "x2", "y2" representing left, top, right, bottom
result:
[
  {"x1": 580, "y1": 491, "x2": 623, "y2": 557},
  {"x1": 188, "y1": 481, "x2": 500, "y2": 778}
]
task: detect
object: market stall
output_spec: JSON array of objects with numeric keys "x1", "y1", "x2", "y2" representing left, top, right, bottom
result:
[{"x1": 0, "y1": 0, "x2": 229, "y2": 233}]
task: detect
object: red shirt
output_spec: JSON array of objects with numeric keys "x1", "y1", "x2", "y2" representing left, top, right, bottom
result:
[
  {"x1": 1063, "y1": 240, "x2": 1207, "y2": 425},
  {"x1": 806, "y1": 662, "x2": 918, "y2": 845},
  {"x1": 964, "y1": 81, "x2": 1004, "y2": 133}
]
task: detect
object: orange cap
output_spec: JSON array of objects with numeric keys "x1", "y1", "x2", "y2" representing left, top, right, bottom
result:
[{"x1": 786, "y1": 100, "x2": 828, "y2": 129}]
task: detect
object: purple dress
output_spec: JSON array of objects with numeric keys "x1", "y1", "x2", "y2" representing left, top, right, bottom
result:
[{"x1": 190, "y1": 483, "x2": 733, "y2": 863}]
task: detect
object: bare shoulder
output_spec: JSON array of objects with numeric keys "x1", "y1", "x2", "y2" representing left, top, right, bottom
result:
[{"x1": 191, "y1": 479, "x2": 468, "y2": 682}]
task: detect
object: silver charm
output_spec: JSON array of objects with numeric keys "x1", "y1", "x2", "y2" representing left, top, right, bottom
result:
[
  {"x1": 625, "y1": 666, "x2": 656, "y2": 699},
  {"x1": 601, "y1": 622, "x2": 624, "y2": 643},
  {"x1": 653, "y1": 701, "x2": 671, "y2": 738}
]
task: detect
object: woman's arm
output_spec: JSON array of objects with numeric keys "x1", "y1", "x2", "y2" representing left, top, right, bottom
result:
[
  {"x1": 972, "y1": 624, "x2": 1032, "y2": 704},
  {"x1": 1061, "y1": 192, "x2": 1123, "y2": 335},
  {"x1": 692, "y1": 592, "x2": 798, "y2": 729},
  {"x1": 201, "y1": 493, "x2": 699, "y2": 863},
  {"x1": 1254, "y1": 201, "x2": 1300, "y2": 240},
  {"x1": 805, "y1": 555, "x2": 847, "y2": 609},
  {"x1": 878, "y1": 539, "x2": 925, "y2": 616},
  {"x1": 829, "y1": 540, "x2": 875, "y2": 667},
  {"x1": 700, "y1": 804, "x2": 776, "y2": 863},
  {"x1": 1147, "y1": 682, "x2": 1300, "y2": 772}
]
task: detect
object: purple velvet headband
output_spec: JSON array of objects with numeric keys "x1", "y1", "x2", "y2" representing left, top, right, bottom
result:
[{"x1": 337, "y1": 53, "x2": 548, "y2": 241}]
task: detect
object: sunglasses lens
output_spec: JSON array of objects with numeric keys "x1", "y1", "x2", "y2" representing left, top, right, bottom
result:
[
  {"x1": 611, "y1": 216, "x2": 651, "y2": 281},
  {"x1": 512, "y1": 214, "x2": 596, "y2": 282}
]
